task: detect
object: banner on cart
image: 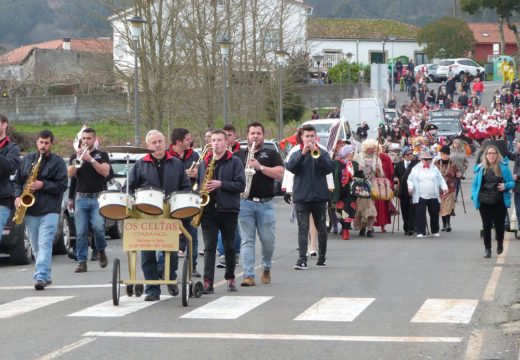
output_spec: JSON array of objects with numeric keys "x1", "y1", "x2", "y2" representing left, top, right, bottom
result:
[{"x1": 123, "y1": 219, "x2": 181, "y2": 251}]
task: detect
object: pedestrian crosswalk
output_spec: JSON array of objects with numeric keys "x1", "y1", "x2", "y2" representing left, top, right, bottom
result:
[{"x1": 0, "y1": 294, "x2": 479, "y2": 324}]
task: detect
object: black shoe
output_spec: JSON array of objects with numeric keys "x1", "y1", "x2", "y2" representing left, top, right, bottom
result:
[
  {"x1": 167, "y1": 284, "x2": 179, "y2": 296},
  {"x1": 192, "y1": 269, "x2": 201, "y2": 278},
  {"x1": 98, "y1": 250, "x2": 108, "y2": 268},
  {"x1": 316, "y1": 257, "x2": 326, "y2": 267},
  {"x1": 446, "y1": 226, "x2": 452, "y2": 232},
  {"x1": 34, "y1": 280, "x2": 46, "y2": 291},
  {"x1": 203, "y1": 279, "x2": 214, "y2": 294},
  {"x1": 497, "y1": 245, "x2": 504, "y2": 255},
  {"x1": 91, "y1": 249, "x2": 99, "y2": 261},
  {"x1": 366, "y1": 230, "x2": 373, "y2": 238},
  {"x1": 359, "y1": 228, "x2": 366, "y2": 237},
  {"x1": 144, "y1": 294, "x2": 160, "y2": 301},
  {"x1": 45, "y1": 280, "x2": 52, "y2": 286},
  {"x1": 293, "y1": 260, "x2": 308, "y2": 270},
  {"x1": 484, "y1": 249, "x2": 491, "y2": 258},
  {"x1": 441, "y1": 227, "x2": 447, "y2": 232}
]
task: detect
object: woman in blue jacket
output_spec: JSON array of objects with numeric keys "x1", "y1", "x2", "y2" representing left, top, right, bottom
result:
[{"x1": 471, "y1": 145, "x2": 514, "y2": 258}]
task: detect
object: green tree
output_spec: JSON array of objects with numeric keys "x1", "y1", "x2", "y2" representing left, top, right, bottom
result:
[
  {"x1": 328, "y1": 61, "x2": 370, "y2": 83},
  {"x1": 417, "y1": 17, "x2": 475, "y2": 59},
  {"x1": 460, "y1": 0, "x2": 520, "y2": 61}
]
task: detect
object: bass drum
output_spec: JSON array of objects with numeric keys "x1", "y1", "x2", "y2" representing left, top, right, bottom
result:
[
  {"x1": 168, "y1": 191, "x2": 201, "y2": 219},
  {"x1": 98, "y1": 191, "x2": 132, "y2": 220},
  {"x1": 135, "y1": 187, "x2": 164, "y2": 215}
]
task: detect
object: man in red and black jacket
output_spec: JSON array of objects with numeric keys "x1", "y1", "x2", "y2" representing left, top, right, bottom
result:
[
  {"x1": 168, "y1": 128, "x2": 201, "y2": 277},
  {"x1": 0, "y1": 113, "x2": 21, "y2": 241},
  {"x1": 196, "y1": 129, "x2": 245, "y2": 294},
  {"x1": 127, "y1": 130, "x2": 192, "y2": 301}
]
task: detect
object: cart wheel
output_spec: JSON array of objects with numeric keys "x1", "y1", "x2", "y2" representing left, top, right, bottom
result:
[
  {"x1": 182, "y1": 257, "x2": 189, "y2": 307},
  {"x1": 126, "y1": 284, "x2": 134, "y2": 297},
  {"x1": 134, "y1": 284, "x2": 144, "y2": 297},
  {"x1": 193, "y1": 281, "x2": 203, "y2": 298},
  {"x1": 112, "y1": 258, "x2": 121, "y2": 306}
]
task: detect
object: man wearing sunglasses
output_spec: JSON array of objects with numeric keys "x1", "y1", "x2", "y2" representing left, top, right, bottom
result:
[
  {"x1": 407, "y1": 150, "x2": 448, "y2": 238},
  {"x1": 394, "y1": 146, "x2": 420, "y2": 236}
]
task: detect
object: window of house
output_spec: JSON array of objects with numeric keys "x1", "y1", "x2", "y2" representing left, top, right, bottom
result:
[
  {"x1": 323, "y1": 51, "x2": 342, "y2": 68},
  {"x1": 415, "y1": 52, "x2": 429, "y2": 65},
  {"x1": 370, "y1": 51, "x2": 384, "y2": 64},
  {"x1": 264, "y1": 29, "x2": 279, "y2": 51}
]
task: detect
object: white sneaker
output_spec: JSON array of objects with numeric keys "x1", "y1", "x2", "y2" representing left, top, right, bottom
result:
[
  {"x1": 432, "y1": 233, "x2": 440, "y2": 237},
  {"x1": 416, "y1": 234, "x2": 425, "y2": 238}
]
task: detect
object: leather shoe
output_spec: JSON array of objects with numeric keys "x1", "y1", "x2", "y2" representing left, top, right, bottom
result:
[
  {"x1": 261, "y1": 270, "x2": 271, "y2": 284},
  {"x1": 75, "y1": 261, "x2": 87, "y2": 273},
  {"x1": 91, "y1": 249, "x2": 99, "y2": 261},
  {"x1": 359, "y1": 228, "x2": 366, "y2": 237},
  {"x1": 144, "y1": 294, "x2": 160, "y2": 301},
  {"x1": 167, "y1": 284, "x2": 179, "y2": 296},
  {"x1": 241, "y1": 277, "x2": 256, "y2": 287},
  {"x1": 99, "y1": 250, "x2": 108, "y2": 268},
  {"x1": 497, "y1": 245, "x2": 504, "y2": 255},
  {"x1": 484, "y1": 249, "x2": 491, "y2": 258},
  {"x1": 34, "y1": 280, "x2": 46, "y2": 291}
]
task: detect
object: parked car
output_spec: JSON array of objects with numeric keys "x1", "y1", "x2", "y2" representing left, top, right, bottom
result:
[
  {"x1": 384, "y1": 108, "x2": 401, "y2": 125},
  {"x1": 428, "y1": 109, "x2": 464, "y2": 140},
  {"x1": 413, "y1": 63, "x2": 441, "y2": 83},
  {"x1": 436, "y1": 58, "x2": 485, "y2": 81},
  {"x1": 0, "y1": 208, "x2": 32, "y2": 265}
]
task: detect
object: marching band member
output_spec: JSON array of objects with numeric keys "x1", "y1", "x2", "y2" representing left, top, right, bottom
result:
[
  {"x1": 285, "y1": 124, "x2": 334, "y2": 269},
  {"x1": 237, "y1": 122, "x2": 284, "y2": 286},
  {"x1": 14, "y1": 130, "x2": 67, "y2": 290},
  {"x1": 127, "y1": 130, "x2": 191, "y2": 301},
  {"x1": 197, "y1": 130, "x2": 245, "y2": 293},
  {"x1": 68, "y1": 128, "x2": 110, "y2": 273}
]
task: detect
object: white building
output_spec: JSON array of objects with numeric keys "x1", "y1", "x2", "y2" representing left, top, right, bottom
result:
[{"x1": 307, "y1": 18, "x2": 427, "y2": 69}]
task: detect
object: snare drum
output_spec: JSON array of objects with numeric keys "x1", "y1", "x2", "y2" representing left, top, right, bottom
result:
[
  {"x1": 98, "y1": 191, "x2": 132, "y2": 220},
  {"x1": 135, "y1": 187, "x2": 164, "y2": 215},
  {"x1": 168, "y1": 191, "x2": 201, "y2": 219}
]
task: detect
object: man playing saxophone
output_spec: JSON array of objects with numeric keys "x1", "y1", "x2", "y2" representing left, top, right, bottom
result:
[
  {"x1": 13, "y1": 130, "x2": 67, "y2": 290},
  {"x1": 196, "y1": 129, "x2": 245, "y2": 294},
  {"x1": 237, "y1": 122, "x2": 284, "y2": 287}
]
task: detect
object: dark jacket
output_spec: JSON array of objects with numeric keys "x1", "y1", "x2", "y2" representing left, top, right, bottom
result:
[
  {"x1": 197, "y1": 150, "x2": 245, "y2": 212},
  {"x1": 285, "y1": 146, "x2": 334, "y2": 203},
  {"x1": 393, "y1": 158, "x2": 420, "y2": 197},
  {"x1": 168, "y1": 146, "x2": 200, "y2": 186},
  {"x1": 127, "y1": 153, "x2": 191, "y2": 196},
  {"x1": 0, "y1": 138, "x2": 21, "y2": 201},
  {"x1": 13, "y1": 152, "x2": 68, "y2": 216}
]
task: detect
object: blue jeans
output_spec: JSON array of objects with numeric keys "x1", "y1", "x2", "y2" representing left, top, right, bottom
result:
[
  {"x1": 217, "y1": 226, "x2": 241, "y2": 256},
  {"x1": 238, "y1": 199, "x2": 276, "y2": 279},
  {"x1": 74, "y1": 195, "x2": 106, "y2": 262},
  {"x1": 25, "y1": 213, "x2": 59, "y2": 282},
  {"x1": 0, "y1": 206, "x2": 10, "y2": 245},
  {"x1": 143, "y1": 250, "x2": 178, "y2": 297},
  {"x1": 515, "y1": 193, "x2": 520, "y2": 229},
  {"x1": 507, "y1": 135, "x2": 515, "y2": 153}
]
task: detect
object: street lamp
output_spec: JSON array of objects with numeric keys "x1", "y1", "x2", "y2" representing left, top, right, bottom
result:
[
  {"x1": 219, "y1": 36, "x2": 233, "y2": 125},
  {"x1": 381, "y1": 39, "x2": 386, "y2": 64},
  {"x1": 388, "y1": 36, "x2": 396, "y2": 97},
  {"x1": 276, "y1": 49, "x2": 289, "y2": 140},
  {"x1": 312, "y1": 53, "x2": 324, "y2": 110},
  {"x1": 346, "y1": 52, "x2": 353, "y2": 82},
  {"x1": 127, "y1": 15, "x2": 146, "y2": 146}
]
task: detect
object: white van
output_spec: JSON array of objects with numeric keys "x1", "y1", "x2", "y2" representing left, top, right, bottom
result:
[
  {"x1": 340, "y1": 98, "x2": 384, "y2": 139},
  {"x1": 301, "y1": 118, "x2": 351, "y2": 148}
]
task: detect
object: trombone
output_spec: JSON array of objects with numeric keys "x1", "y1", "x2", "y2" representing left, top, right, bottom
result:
[{"x1": 73, "y1": 146, "x2": 89, "y2": 168}]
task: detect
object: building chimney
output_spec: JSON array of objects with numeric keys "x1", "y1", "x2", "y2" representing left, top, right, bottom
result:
[{"x1": 63, "y1": 38, "x2": 71, "y2": 51}]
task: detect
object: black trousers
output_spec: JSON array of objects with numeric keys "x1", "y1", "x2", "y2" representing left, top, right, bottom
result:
[
  {"x1": 295, "y1": 201, "x2": 328, "y2": 261},
  {"x1": 400, "y1": 193, "x2": 416, "y2": 233},
  {"x1": 478, "y1": 202, "x2": 506, "y2": 250},
  {"x1": 415, "y1": 198, "x2": 440, "y2": 235},
  {"x1": 201, "y1": 207, "x2": 238, "y2": 284}
]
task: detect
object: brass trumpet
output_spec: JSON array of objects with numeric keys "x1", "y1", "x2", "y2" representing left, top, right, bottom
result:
[
  {"x1": 311, "y1": 143, "x2": 320, "y2": 159},
  {"x1": 73, "y1": 146, "x2": 89, "y2": 168}
]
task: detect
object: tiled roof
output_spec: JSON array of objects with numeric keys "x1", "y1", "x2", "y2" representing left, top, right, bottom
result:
[
  {"x1": 307, "y1": 18, "x2": 420, "y2": 41},
  {"x1": 468, "y1": 23, "x2": 519, "y2": 44},
  {"x1": 0, "y1": 38, "x2": 112, "y2": 66}
]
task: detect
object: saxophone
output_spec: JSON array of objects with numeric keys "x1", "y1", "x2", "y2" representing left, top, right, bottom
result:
[
  {"x1": 191, "y1": 155, "x2": 216, "y2": 227},
  {"x1": 13, "y1": 153, "x2": 43, "y2": 225},
  {"x1": 241, "y1": 141, "x2": 256, "y2": 199}
]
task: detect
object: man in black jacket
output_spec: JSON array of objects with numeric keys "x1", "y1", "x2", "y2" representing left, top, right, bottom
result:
[
  {"x1": 393, "y1": 146, "x2": 420, "y2": 236},
  {"x1": 197, "y1": 129, "x2": 245, "y2": 294},
  {"x1": 0, "y1": 114, "x2": 20, "y2": 240},
  {"x1": 14, "y1": 130, "x2": 67, "y2": 290},
  {"x1": 127, "y1": 130, "x2": 192, "y2": 301},
  {"x1": 285, "y1": 124, "x2": 334, "y2": 269}
]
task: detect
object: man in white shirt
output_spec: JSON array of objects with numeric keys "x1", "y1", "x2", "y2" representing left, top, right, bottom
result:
[{"x1": 407, "y1": 150, "x2": 448, "y2": 238}]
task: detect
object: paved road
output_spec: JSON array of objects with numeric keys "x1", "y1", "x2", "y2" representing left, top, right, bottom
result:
[{"x1": 0, "y1": 156, "x2": 519, "y2": 360}]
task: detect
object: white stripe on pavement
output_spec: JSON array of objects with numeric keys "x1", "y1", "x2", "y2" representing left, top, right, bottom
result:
[
  {"x1": 83, "y1": 331, "x2": 462, "y2": 343},
  {"x1": 0, "y1": 284, "x2": 111, "y2": 290},
  {"x1": 181, "y1": 296, "x2": 272, "y2": 319},
  {"x1": 36, "y1": 337, "x2": 97, "y2": 360},
  {"x1": 411, "y1": 299, "x2": 478, "y2": 324},
  {"x1": 294, "y1": 297, "x2": 375, "y2": 322},
  {"x1": 68, "y1": 295, "x2": 170, "y2": 317},
  {"x1": 0, "y1": 296, "x2": 74, "y2": 318}
]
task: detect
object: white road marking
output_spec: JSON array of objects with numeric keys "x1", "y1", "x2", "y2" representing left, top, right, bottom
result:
[
  {"x1": 181, "y1": 296, "x2": 272, "y2": 319},
  {"x1": 411, "y1": 299, "x2": 478, "y2": 324},
  {"x1": 464, "y1": 330, "x2": 484, "y2": 360},
  {"x1": 68, "y1": 295, "x2": 170, "y2": 317},
  {"x1": 0, "y1": 296, "x2": 74, "y2": 318},
  {"x1": 483, "y1": 267, "x2": 502, "y2": 302},
  {"x1": 36, "y1": 337, "x2": 96, "y2": 360},
  {"x1": 0, "y1": 284, "x2": 111, "y2": 290},
  {"x1": 294, "y1": 297, "x2": 375, "y2": 322},
  {"x1": 83, "y1": 331, "x2": 462, "y2": 343}
]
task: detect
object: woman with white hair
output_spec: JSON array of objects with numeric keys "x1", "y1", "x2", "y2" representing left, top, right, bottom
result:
[
  {"x1": 333, "y1": 144, "x2": 361, "y2": 240},
  {"x1": 353, "y1": 139, "x2": 383, "y2": 237}
]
